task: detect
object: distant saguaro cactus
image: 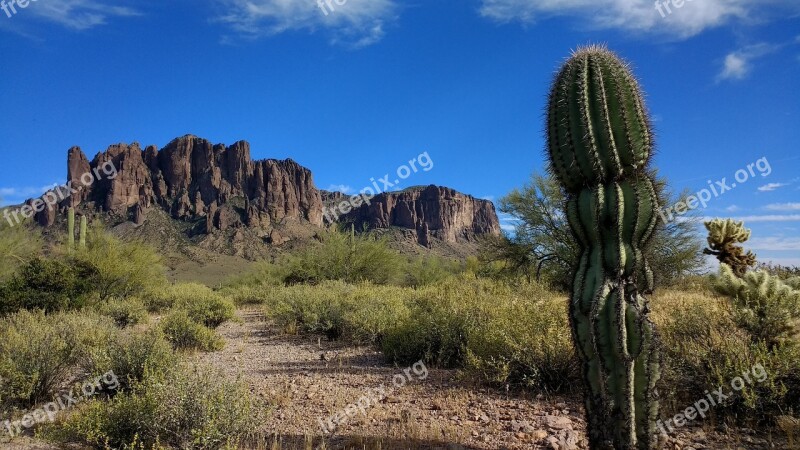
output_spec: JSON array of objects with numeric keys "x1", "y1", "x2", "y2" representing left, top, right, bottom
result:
[
  {"x1": 546, "y1": 46, "x2": 661, "y2": 449},
  {"x1": 79, "y1": 215, "x2": 87, "y2": 249},
  {"x1": 703, "y1": 218, "x2": 756, "y2": 277},
  {"x1": 67, "y1": 207, "x2": 75, "y2": 253}
]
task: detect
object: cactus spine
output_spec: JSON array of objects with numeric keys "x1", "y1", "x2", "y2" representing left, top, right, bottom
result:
[
  {"x1": 67, "y1": 207, "x2": 75, "y2": 253},
  {"x1": 546, "y1": 46, "x2": 660, "y2": 449},
  {"x1": 79, "y1": 215, "x2": 87, "y2": 249}
]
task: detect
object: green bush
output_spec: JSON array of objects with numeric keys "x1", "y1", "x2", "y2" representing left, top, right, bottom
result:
[
  {"x1": 87, "y1": 329, "x2": 177, "y2": 391},
  {"x1": 160, "y1": 310, "x2": 224, "y2": 352},
  {"x1": 0, "y1": 217, "x2": 42, "y2": 282},
  {"x1": 221, "y1": 285, "x2": 271, "y2": 306},
  {"x1": 653, "y1": 289, "x2": 797, "y2": 421},
  {"x1": 74, "y1": 228, "x2": 167, "y2": 301},
  {"x1": 100, "y1": 298, "x2": 149, "y2": 328},
  {"x1": 144, "y1": 283, "x2": 235, "y2": 328},
  {"x1": 45, "y1": 363, "x2": 259, "y2": 450},
  {"x1": 280, "y1": 230, "x2": 404, "y2": 285},
  {"x1": 0, "y1": 310, "x2": 115, "y2": 408},
  {"x1": 0, "y1": 257, "x2": 98, "y2": 315},
  {"x1": 403, "y1": 256, "x2": 457, "y2": 287}
]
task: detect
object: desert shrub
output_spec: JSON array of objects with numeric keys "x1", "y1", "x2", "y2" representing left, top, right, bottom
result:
[
  {"x1": 403, "y1": 255, "x2": 458, "y2": 287},
  {"x1": 0, "y1": 310, "x2": 115, "y2": 408},
  {"x1": 222, "y1": 261, "x2": 285, "y2": 289},
  {"x1": 0, "y1": 257, "x2": 99, "y2": 315},
  {"x1": 75, "y1": 228, "x2": 166, "y2": 301},
  {"x1": 143, "y1": 283, "x2": 235, "y2": 328},
  {"x1": 465, "y1": 291, "x2": 574, "y2": 390},
  {"x1": 45, "y1": 363, "x2": 259, "y2": 449},
  {"x1": 99, "y1": 298, "x2": 149, "y2": 328},
  {"x1": 280, "y1": 230, "x2": 404, "y2": 285},
  {"x1": 653, "y1": 289, "x2": 795, "y2": 421},
  {"x1": 160, "y1": 310, "x2": 223, "y2": 352},
  {"x1": 180, "y1": 289, "x2": 235, "y2": 329},
  {"x1": 0, "y1": 217, "x2": 42, "y2": 282},
  {"x1": 340, "y1": 284, "x2": 412, "y2": 345},
  {"x1": 87, "y1": 329, "x2": 177, "y2": 391},
  {"x1": 221, "y1": 285, "x2": 271, "y2": 306},
  {"x1": 381, "y1": 278, "x2": 574, "y2": 387},
  {"x1": 265, "y1": 282, "x2": 352, "y2": 339},
  {"x1": 263, "y1": 282, "x2": 412, "y2": 343},
  {"x1": 381, "y1": 285, "x2": 480, "y2": 368}
]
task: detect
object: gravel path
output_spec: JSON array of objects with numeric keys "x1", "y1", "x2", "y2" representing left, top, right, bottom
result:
[{"x1": 195, "y1": 309, "x2": 790, "y2": 450}]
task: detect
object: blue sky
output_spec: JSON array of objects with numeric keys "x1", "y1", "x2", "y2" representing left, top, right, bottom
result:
[{"x1": 0, "y1": 0, "x2": 798, "y2": 265}]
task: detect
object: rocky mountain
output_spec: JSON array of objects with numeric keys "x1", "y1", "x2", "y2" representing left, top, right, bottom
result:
[
  {"x1": 33, "y1": 136, "x2": 500, "y2": 256},
  {"x1": 331, "y1": 186, "x2": 501, "y2": 248}
]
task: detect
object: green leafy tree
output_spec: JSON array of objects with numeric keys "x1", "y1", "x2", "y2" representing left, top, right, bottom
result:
[{"x1": 491, "y1": 173, "x2": 705, "y2": 289}]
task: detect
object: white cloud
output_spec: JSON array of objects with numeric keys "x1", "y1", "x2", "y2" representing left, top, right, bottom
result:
[
  {"x1": 0, "y1": 184, "x2": 60, "y2": 204},
  {"x1": 478, "y1": 0, "x2": 800, "y2": 39},
  {"x1": 765, "y1": 203, "x2": 800, "y2": 211},
  {"x1": 326, "y1": 184, "x2": 354, "y2": 194},
  {"x1": 762, "y1": 256, "x2": 800, "y2": 267},
  {"x1": 217, "y1": 0, "x2": 397, "y2": 48},
  {"x1": 725, "y1": 205, "x2": 740, "y2": 212},
  {"x1": 19, "y1": 0, "x2": 140, "y2": 30},
  {"x1": 748, "y1": 236, "x2": 800, "y2": 251},
  {"x1": 758, "y1": 182, "x2": 789, "y2": 192},
  {"x1": 717, "y1": 43, "x2": 779, "y2": 81}
]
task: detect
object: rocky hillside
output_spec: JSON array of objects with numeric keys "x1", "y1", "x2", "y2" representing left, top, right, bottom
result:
[
  {"x1": 331, "y1": 186, "x2": 501, "y2": 248},
  {"x1": 32, "y1": 136, "x2": 500, "y2": 257}
]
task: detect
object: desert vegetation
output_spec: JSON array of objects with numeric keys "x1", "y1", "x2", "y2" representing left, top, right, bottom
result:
[{"x1": 1, "y1": 197, "x2": 799, "y2": 449}]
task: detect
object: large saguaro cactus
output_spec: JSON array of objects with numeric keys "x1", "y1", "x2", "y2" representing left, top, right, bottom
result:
[{"x1": 546, "y1": 46, "x2": 661, "y2": 449}]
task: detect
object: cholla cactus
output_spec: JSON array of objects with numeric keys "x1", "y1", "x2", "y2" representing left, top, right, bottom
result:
[
  {"x1": 703, "y1": 219, "x2": 756, "y2": 277},
  {"x1": 546, "y1": 46, "x2": 660, "y2": 449},
  {"x1": 712, "y1": 264, "x2": 800, "y2": 347}
]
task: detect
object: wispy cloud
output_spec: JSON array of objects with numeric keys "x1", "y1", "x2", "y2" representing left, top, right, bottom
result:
[
  {"x1": 326, "y1": 184, "x2": 354, "y2": 194},
  {"x1": 725, "y1": 205, "x2": 740, "y2": 212},
  {"x1": 758, "y1": 182, "x2": 789, "y2": 192},
  {"x1": 748, "y1": 236, "x2": 800, "y2": 251},
  {"x1": 0, "y1": 184, "x2": 60, "y2": 206},
  {"x1": 478, "y1": 0, "x2": 800, "y2": 39},
  {"x1": 765, "y1": 203, "x2": 800, "y2": 211},
  {"x1": 216, "y1": 0, "x2": 397, "y2": 48},
  {"x1": 717, "y1": 43, "x2": 780, "y2": 81},
  {"x1": 9, "y1": 0, "x2": 141, "y2": 30}
]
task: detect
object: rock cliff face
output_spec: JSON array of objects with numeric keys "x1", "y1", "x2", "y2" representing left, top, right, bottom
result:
[
  {"x1": 35, "y1": 136, "x2": 500, "y2": 251},
  {"x1": 335, "y1": 186, "x2": 501, "y2": 247},
  {"x1": 36, "y1": 135, "x2": 323, "y2": 231}
]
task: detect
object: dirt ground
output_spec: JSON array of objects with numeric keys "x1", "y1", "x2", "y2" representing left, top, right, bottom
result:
[
  {"x1": 193, "y1": 309, "x2": 792, "y2": 450},
  {"x1": 3, "y1": 309, "x2": 792, "y2": 450}
]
